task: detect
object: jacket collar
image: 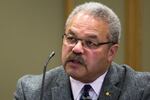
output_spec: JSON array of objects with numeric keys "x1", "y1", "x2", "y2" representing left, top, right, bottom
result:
[
  {"x1": 48, "y1": 63, "x2": 124, "y2": 100},
  {"x1": 98, "y1": 63, "x2": 124, "y2": 100},
  {"x1": 50, "y1": 67, "x2": 73, "y2": 100}
]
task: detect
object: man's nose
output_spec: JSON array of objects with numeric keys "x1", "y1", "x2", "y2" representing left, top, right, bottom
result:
[{"x1": 72, "y1": 41, "x2": 84, "y2": 54}]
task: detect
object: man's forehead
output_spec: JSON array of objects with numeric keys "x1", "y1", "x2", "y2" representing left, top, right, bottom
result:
[
  {"x1": 66, "y1": 29, "x2": 109, "y2": 41},
  {"x1": 66, "y1": 12, "x2": 109, "y2": 37}
]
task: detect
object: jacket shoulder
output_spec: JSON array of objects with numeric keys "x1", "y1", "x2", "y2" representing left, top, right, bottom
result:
[
  {"x1": 109, "y1": 63, "x2": 150, "y2": 100},
  {"x1": 16, "y1": 66, "x2": 65, "y2": 91},
  {"x1": 14, "y1": 66, "x2": 65, "y2": 100},
  {"x1": 113, "y1": 63, "x2": 150, "y2": 86}
]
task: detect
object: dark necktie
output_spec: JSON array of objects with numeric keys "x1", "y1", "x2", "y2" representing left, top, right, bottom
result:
[{"x1": 80, "y1": 85, "x2": 92, "y2": 100}]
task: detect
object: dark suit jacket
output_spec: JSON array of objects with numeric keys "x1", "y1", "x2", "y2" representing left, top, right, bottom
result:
[{"x1": 14, "y1": 63, "x2": 150, "y2": 100}]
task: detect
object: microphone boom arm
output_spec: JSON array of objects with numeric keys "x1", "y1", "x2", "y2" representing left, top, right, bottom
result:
[{"x1": 40, "y1": 51, "x2": 55, "y2": 100}]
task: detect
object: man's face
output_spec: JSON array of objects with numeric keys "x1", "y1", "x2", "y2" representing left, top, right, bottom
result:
[{"x1": 61, "y1": 12, "x2": 118, "y2": 83}]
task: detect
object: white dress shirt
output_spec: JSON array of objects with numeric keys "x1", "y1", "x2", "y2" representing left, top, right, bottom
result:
[{"x1": 70, "y1": 71, "x2": 107, "y2": 100}]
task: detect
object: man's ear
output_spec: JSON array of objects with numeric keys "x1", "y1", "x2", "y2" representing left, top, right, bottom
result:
[{"x1": 108, "y1": 44, "x2": 119, "y2": 62}]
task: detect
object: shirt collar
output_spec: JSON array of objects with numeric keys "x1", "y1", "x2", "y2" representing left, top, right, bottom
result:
[{"x1": 70, "y1": 71, "x2": 107, "y2": 100}]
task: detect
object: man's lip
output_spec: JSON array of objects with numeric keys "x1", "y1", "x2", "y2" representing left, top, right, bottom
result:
[
  {"x1": 67, "y1": 60, "x2": 81, "y2": 64},
  {"x1": 66, "y1": 61, "x2": 82, "y2": 68}
]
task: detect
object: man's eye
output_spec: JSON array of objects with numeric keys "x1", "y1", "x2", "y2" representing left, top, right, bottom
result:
[
  {"x1": 85, "y1": 40, "x2": 97, "y2": 47},
  {"x1": 67, "y1": 36, "x2": 77, "y2": 43}
]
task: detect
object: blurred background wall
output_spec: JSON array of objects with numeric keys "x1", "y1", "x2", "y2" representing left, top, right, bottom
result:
[{"x1": 0, "y1": 0, "x2": 149, "y2": 100}]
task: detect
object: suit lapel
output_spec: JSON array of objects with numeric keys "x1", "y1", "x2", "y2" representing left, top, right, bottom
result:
[
  {"x1": 51, "y1": 73, "x2": 73, "y2": 100},
  {"x1": 98, "y1": 82, "x2": 121, "y2": 100},
  {"x1": 98, "y1": 63, "x2": 124, "y2": 100},
  {"x1": 51, "y1": 86, "x2": 72, "y2": 100}
]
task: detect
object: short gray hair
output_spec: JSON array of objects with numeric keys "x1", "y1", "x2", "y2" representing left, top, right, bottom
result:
[{"x1": 65, "y1": 2, "x2": 121, "y2": 43}]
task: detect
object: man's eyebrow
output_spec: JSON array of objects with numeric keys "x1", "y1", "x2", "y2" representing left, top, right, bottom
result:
[
  {"x1": 67, "y1": 30, "x2": 76, "y2": 35},
  {"x1": 86, "y1": 35, "x2": 98, "y2": 39},
  {"x1": 67, "y1": 30, "x2": 99, "y2": 39}
]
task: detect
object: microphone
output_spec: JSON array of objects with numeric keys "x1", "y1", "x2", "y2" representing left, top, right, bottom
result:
[{"x1": 40, "y1": 51, "x2": 55, "y2": 100}]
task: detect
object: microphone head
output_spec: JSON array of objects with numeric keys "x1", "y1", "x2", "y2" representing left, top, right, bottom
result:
[{"x1": 49, "y1": 51, "x2": 55, "y2": 59}]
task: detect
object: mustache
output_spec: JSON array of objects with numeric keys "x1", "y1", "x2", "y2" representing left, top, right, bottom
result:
[{"x1": 65, "y1": 53, "x2": 86, "y2": 66}]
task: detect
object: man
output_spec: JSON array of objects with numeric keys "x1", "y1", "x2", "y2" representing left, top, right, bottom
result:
[{"x1": 14, "y1": 2, "x2": 150, "y2": 100}]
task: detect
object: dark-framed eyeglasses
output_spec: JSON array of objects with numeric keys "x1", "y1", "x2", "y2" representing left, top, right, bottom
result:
[{"x1": 63, "y1": 34, "x2": 116, "y2": 49}]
